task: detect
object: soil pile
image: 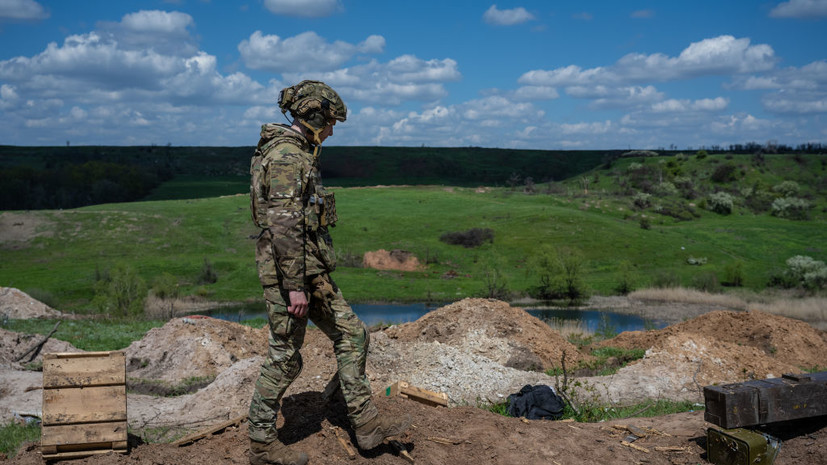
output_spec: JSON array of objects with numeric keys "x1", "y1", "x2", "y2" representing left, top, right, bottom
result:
[
  {"x1": 578, "y1": 310, "x2": 827, "y2": 405},
  {"x1": 362, "y1": 249, "x2": 424, "y2": 271},
  {"x1": 0, "y1": 327, "x2": 80, "y2": 365},
  {"x1": 604, "y1": 309, "x2": 827, "y2": 369},
  {"x1": 384, "y1": 298, "x2": 590, "y2": 370},
  {"x1": 0, "y1": 287, "x2": 63, "y2": 319},
  {"x1": 125, "y1": 316, "x2": 267, "y2": 383}
]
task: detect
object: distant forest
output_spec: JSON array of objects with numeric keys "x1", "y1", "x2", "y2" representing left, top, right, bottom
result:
[{"x1": 1, "y1": 143, "x2": 824, "y2": 210}]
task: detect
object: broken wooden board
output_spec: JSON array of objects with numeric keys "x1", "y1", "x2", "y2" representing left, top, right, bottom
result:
[
  {"x1": 385, "y1": 381, "x2": 448, "y2": 407},
  {"x1": 41, "y1": 351, "x2": 127, "y2": 460}
]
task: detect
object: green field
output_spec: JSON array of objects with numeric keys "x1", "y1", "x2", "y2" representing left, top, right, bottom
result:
[{"x1": 1, "y1": 152, "x2": 825, "y2": 314}]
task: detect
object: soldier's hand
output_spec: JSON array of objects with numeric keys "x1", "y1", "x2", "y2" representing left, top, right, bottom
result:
[{"x1": 287, "y1": 290, "x2": 309, "y2": 318}]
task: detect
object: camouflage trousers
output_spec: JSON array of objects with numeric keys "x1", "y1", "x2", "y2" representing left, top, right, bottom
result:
[{"x1": 248, "y1": 274, "x2": 378, "y2": 444}]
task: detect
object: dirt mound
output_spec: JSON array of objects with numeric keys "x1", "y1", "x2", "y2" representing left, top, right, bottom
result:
[
  {"x1": 0, "y1": 287, "x2": 63, "y2": 319},
  {"x1": 0, "y1": 327, "x2": 80, "y2": 365},
  {"x1": 385, "y1": 298, "x2": 589, "y2": 370},
  {"x1": 125, "y1": 317, "x2": 267, "y2": 383},
  {"x1": 362, "y1": 249, "x2": 424, "y2": 271},
  {"x1": 603, "y1": 310, "x2": 827, "y2": 369}
]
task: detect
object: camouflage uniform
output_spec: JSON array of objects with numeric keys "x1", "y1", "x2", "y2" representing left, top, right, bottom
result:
[{"x1": 247, "y1": 123, "x2": 378, "y2": 445}]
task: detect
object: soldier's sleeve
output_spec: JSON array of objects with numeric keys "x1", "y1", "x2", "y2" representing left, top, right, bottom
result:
[{"x1": 264, "y1": 151, "x2": 308, "y2": 291}]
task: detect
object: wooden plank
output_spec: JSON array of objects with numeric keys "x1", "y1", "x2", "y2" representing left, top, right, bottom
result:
[
  {"x1": 42, "y1": 446, "x2": 127, "y2": 461},
  {"x1": 173, "y1": 415, "x2": 247, "y2": 447},
  {"x1": 43, "y1": 351, "x2": 125, "y2": 388},
  {"x1": 393, "y1": 381, "x2": 448, "y2": 407},
  {"x1": 42, "y1": 421, "x2": 128, "y2": 447},
  {"x1": 42, "y1": 385, "x2": 126, "y2": 425}
]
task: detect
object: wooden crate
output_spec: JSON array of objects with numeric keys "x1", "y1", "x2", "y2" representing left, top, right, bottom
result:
[{"x1": 41, "y1": 351, "x2": 128, "y2": 460}]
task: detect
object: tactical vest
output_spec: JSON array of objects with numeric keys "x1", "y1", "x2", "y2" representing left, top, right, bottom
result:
[{"x1": 249, "y1": 135, "x2": 301, "y2": 229}]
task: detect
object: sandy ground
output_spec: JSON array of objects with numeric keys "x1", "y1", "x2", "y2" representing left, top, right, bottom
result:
[{"x1": 1, "y1": 297, "x2": 826, "y2": 464}]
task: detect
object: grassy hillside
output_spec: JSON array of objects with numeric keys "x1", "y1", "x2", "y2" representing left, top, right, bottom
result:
[{"x1": 1, "y1": 152, "x2": 824, "y2": 314}]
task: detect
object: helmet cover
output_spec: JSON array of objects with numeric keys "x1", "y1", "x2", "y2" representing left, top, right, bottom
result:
[{"x1": 278, "y1": 80, "x2": 347, "y2": 130}]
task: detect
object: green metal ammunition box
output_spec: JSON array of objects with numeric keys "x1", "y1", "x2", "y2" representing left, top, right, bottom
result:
[
  {"x1": 704, "y1": 371, "x2": 827, "y2": 428},
  {"x1": 707, "y1": 427, "x2": 781, "y2": 465}
]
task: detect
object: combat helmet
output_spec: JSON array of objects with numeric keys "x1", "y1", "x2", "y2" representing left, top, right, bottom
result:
[{"x1": 278, "y1": 80, "x2": 346, "y2": 147}]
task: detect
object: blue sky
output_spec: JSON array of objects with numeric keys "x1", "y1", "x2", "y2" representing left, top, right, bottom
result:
[{"x1": 0, "y1": 0, "x2": 825, "y2": 149}]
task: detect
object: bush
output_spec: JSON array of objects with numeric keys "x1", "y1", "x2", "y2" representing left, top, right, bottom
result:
[
  {"x1": 711, "y1": 162, "x2": 737, "y2": 183},
  {"x1": 771, "y1": 197, "x2": 811, "y2": 220},
  {"x1": 695, "y1": 150, "x2": 708, "y2": 159},
  {"x1": 614, "y1": 261, "x2": 636, "y2": 295},
  {"x1": 529, "y1": 247, "x2": 588, "y2": 304},
  {"x1": 723, "y1": 261, "x2": 744, "y2": 287},
  {"x1": 198, "y1": 258, "x2": 218, "y2": 284},
  {"x1": 639, "y1": 217, "x2": 651, "y2": 230},
  {"x1": 92, "y1": 264, "x2": 148, "y2": 317},
  {"x1": 708, "y1": 192, "x2": 734, "y2": 215},
  {"x1": 772, "y1": 181, "x2": 801, "y2": 198},
  {"x1": 691, "y1": 272, "x2": 720, "y2": 292},
  {"x1": 654, "y1": 182, "x2": 678, "y2": 196},
  {"x1": 652, "y1": 271, "x2": 681, "y2": 288},
  {"x1": 783, "y1": 256, "x2": 827, "y2": 290},
  {"x1": 439, "y1": 228, "x2": 494, "y2": 248},
  {"x1": 632, "y1": 192, "x2": 652, "y2": 209}
]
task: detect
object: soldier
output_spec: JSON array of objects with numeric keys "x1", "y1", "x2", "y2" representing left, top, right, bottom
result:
[{"x1": 247, "y1": 80, "x2": 410, "y2": 465}]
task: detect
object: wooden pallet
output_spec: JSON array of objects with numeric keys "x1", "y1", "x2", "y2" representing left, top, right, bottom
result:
[
  {"x1": 41, "y1": 351, "x2": 128, "y2": 460},
  {"x1": 385, "y1": 381, "x2": 448, "y2": 407}
]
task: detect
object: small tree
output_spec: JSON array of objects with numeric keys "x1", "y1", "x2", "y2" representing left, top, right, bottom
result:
[
  {"x1": 708, "y1": 192, "x2": 734, "y2": 214},
  {"x1": 92, "y1": 264, "x2": 148, "y2": 317}
]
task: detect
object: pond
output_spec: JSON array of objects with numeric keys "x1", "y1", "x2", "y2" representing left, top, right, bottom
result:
[{"x1": 199, "y1": 302, "x2": 669, "y2": 333}]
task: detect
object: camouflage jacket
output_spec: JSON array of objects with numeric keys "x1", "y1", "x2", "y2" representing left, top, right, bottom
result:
[{"x1": 250, "y1": 123, "x2": 337, "y2": 291}]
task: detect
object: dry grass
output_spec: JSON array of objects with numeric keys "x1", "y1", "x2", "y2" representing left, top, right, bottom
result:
[
  {"x1": 628, "y1": 287, "x2": 827, "y2": 323},
  {"x1": 545, "y1": 317, "x2": 594, "y2": 339}
]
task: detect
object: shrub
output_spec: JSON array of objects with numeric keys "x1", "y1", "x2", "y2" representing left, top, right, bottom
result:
[
  {"x1": 744, "y1": 189, "x2": 775, "y2": 213},
  {"x1": 784, "y1": 255, "x2": 827, "y2": 290},
  {"x1": 92, "y1": 264, "x2": 148, "y2": 317},
  {"x1": 772, "y1": 181, "x2": 801, "y2": 198},
  {"x1": 632, "y1": 192, "x2": 652, "y2": 209},
  {"x1": 529, "y1": 247, "x2": 588, "y2": 304},
  {"x1": 711, "y1": 162, "x2": 737, "y2": 183},
  {"x1": 691, "y1": 272, "x2": 720, "y2": 292},
  {"x1": 627, "y1": 162, "x2": 643, "y2": 172},
  {"x1": 614, "y1": 261, "x2": 636, "y2": 295},
  {"x1": 439, "y1": 228, "x2": 494, "y2": 248},
  {"x1": 654, "y1": 182, "x2": 678, "y2": 196},
  {"x1": 652, "y1": 271, "x2": 681, "y2": 288},
  {"x1": 695, "y1": 150, "x2": 708, "y2": 159},
  {"x1": 771, "y1": 197, "x2": 811, "y2": 220},
  {"x1": 482, "y1": 269, "x2": 510, "y2": 300},
  {"x1": 639, "y1": 217, "x2": 651, "y2": 230},
  {"x1": 198, "y1": 258, "x2": 218, "y2": 284},
  {"x1": 708, "y1": 192, "x2": 734, "y2": 214},
  {"x1": 723, "y1": 261, "x2": 744, "y2": 287}
]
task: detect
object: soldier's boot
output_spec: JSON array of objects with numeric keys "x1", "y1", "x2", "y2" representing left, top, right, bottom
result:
[
  {"x1": 249, "y1": 439, "x2": 308, "y2": 465},
  {"x1": 354, "y1": 414, "x2": 412, "y2": 450}
]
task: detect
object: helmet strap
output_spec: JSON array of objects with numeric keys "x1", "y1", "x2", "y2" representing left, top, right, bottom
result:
[{"x1": 298, "y1": 119, "x2": 323, "y2": 158}]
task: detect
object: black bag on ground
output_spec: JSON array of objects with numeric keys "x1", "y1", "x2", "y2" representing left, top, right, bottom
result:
[{"x1": 506, "y1": 384, "x2": 565, "y2": 420}]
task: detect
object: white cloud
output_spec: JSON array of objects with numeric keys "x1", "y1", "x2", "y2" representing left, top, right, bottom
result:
[
  {"x1": 513, "y1": 85, "x2": 559, "y2": 101},
  {"x1": 285, "y1": 55, "x2": 460, "y2": 105},
  {"x1": 631, "y1": 9, "x2": 655, "y2": 19},
  {"x1": 96, "y1": 10, "x2": 198, "y2": 56},
  {"x1": 769, "y1": 0, "x2": 827, "y2": 18},
  {"x1": 572, "y1": 12, "x2": 593, "y2": 21},
  {"x1": 731, "y1": 60, "x2": 827, "y2": 114},
  {"x1": 238, "y1": 31, "x2": 384, "y2": 73},
  {"x1": 263, "y1": 0, "x2": 343, "y2": 17},
  {"x1": 519, "y1": 35, "x2": 776, "y2": 87},
  {"x1": 483, "y1": 5, "x2": 535, "y2": 26},
  {"x1": 0, "y1": 0, "x2": 48, "y2": 20},
  {"x1": 651, "y1": 97, "x2": 729, "y2": 113}
]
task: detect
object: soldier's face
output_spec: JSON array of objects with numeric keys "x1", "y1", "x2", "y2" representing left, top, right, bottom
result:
[{"x1": 318, "y1": 120, "x2": 335, "y2": 143}]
